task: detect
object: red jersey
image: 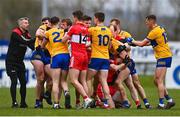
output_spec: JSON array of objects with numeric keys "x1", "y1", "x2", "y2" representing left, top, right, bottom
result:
[{"x1": 67, "y1": 22, "x2": 89, "y2": 54}]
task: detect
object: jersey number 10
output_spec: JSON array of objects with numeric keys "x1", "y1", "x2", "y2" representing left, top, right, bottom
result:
[{"x1": 98, "y1": 34, "x2": 110, "y2": 46}]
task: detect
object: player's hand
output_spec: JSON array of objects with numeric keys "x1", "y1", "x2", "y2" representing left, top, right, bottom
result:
[{"x1": 110, "y1": 64, "x2": 119, "y2": 71}]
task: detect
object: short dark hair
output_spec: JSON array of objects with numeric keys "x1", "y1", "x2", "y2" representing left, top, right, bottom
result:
[
  {"x1": 61, "y1": 18, "x2": 72, "y2": 26},
  {"x1": 41, "y1": 17, "x2": 50, "y2": 22},
  {"x1": 72, "y1": 10, "x2": 83, "y2": 20},
  {"x1": 50, "y1": 16, "x2": 60, "y2": 25},
  {"x1": 146, "y1": 15, "x2": 156, "y2": 21},
  {"x1": 82, "y1": 15, "x2": 92, "y2": 21},
  {"x1": 110, "y1": 18, "x2": 120, "y2": 25},
  {"x1": 94, "y1": 12, "x2": 105, "y2": 22}
]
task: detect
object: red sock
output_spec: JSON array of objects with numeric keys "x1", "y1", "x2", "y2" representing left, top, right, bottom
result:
[
  {"x1": 76, "y1": 99, "x2": 80, "y2": 104},
  {"x1": 83, "y1": 96, "x2": 88, "y2": 100},
  {"x1": 135, "y1": 100, "x2": 140, "y2": 106}
]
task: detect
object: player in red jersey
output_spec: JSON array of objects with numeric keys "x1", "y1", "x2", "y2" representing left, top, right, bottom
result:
[
  {"x1": 62, "y1": 10, "x2": 92, "y2": 108},
  {"x1": 74, "y1": 15, "x2": 92, "y2": 109}
]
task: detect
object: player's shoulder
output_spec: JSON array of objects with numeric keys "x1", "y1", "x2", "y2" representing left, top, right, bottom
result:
[
  {"x1": 88, "y1": 26, "x2": 96, "y2": 32},
  {"x1": 149, "y1": 26, "x2": 162, "y2": 35},
  {"x1": 39, "y1": 24, "x2": 47, "y2": 31},
  {"x1": 120, "y1": 30, "x2": 131, "y2": 37}
]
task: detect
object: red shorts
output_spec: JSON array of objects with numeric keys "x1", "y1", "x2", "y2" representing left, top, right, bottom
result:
[
  {"x1": 96, "y1": 84, "x2": 117, "y2": 99},
  {"x1": 69, "y1": 52, "x2": 88, "y2": 70}
]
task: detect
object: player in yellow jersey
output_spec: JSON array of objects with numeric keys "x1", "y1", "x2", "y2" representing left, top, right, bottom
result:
[
  {"x1": 41, "y1": 16, "x2": 71, "y2": 109},
  {"x1": 87, "y1": 12, "x2": 115, "y2": 108},
  {"x1": 31, "y1": 17, "x2": 52, "y2": 108},
  {"x1": 128, "y1": 15, "x2": 175, "y2": 109},
  {"x1": 109, "y1": 18, "x2": 131, "y2": 41},
  {"x1": 110, "y1": 18, "x2": 152, "y2": 109}
]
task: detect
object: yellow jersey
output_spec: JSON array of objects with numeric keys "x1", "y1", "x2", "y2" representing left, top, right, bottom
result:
[
  {"x1": 110, "y1": 38, "x2": 123, "y2": 55},
  {"x1": 118, "y1": 30, "x2": 132, "y2": 38},
  {"x1": 35, "y1": 25, "x2": 52, "y2": 55},
  {"x1": 35, "y1": 25, "x2": 46, "y2": 48},
  {"x1": 45, "y1": 27, "x2": 69, "y2": 57},
  {"x1": 146, "y1": 26, "x2": 172, "y2": 59},
  {"x1": 89, "y1": 26, "x2": 112, "y2": 59}
]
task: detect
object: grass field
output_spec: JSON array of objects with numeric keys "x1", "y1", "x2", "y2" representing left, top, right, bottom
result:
[{"x1": 0, "y1": 75, "x2": 180, "y2": 116}]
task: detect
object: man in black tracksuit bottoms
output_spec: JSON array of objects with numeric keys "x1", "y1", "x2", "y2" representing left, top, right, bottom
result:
[{"x1": 5, "y1": 17, "x2": 34, "y2": 108}]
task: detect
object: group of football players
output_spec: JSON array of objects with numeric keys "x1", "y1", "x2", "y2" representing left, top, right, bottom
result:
[{"x1": 29, "y1": 10, "x2": 175, "y2": 110}]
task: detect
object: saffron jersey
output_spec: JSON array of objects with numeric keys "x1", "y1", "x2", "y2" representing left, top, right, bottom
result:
[
  {"x1": 146, "y1": 26, "x2": 172, "y2": 59},
  {"x1": 45, "y1": 27, "x2": 68, "y2": 57},
  {"x1": 88, "y1": 26, "x2": 112, "y2": 59}
]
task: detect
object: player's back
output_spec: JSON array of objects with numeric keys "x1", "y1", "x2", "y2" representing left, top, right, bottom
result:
[
  {"x1": 35, "y1": 24, "x2": 52, "y2": 55},
  {"x1": 45, "y1": 27, "x2": 68, "y2": 57},
  {"x1": 147, "y1": 26, "x2": 172, "y2": 59},
  {"x1": 35, "y1": 24, "x2": 47, "y2": 48},
  {"x1": 67, "y1": 22, "x2": 89, "y2": 54},
  {"x1": 89, "y1": 26, "x2": 112, "y2": 59}
]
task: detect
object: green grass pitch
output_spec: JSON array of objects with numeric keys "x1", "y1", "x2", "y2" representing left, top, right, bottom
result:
[{"x1": 0, "y1": 75, "x2": 180, "y2": 116}]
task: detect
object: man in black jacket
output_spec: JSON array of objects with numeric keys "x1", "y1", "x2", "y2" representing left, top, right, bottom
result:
[{"x1": 5, "y1": 17, "x2": 34, "y2": 108}]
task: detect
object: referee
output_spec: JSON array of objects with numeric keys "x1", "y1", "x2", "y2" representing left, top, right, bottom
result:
[{"x1": 5, "y1": 17, "x2": 34, "y2": 108}]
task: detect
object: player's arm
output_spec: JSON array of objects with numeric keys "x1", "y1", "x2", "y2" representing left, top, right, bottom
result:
[
  {"x1": 62, "y1": 34, "x2": 71, "y2": 43},
  {"x1": 41, "y1": 38, "x2": 48, "y2": 49},
  {"x1": 86, "y1": 36, "x2": 91, "y2": 51},
  {"x1": 41, "y1": 31, "x2": 49, "y2": 49},
  {"x1": 35, "y1": 28, "x2": 45, "y2": 38},
  {"x1": 110, "y1": 63, "x2": 126, "y2": 71},
  {"x1": 62, "y1": 26, "x2": 73, "y2": 43},
  {"x1": 132, "y1": 38, "x2": 150, "y2": 47}
]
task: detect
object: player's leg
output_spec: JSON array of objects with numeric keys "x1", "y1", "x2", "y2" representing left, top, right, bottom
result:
[
  {"x1": 69, "y1": 68, "x2": 92, "y2": 108},
  {"x1": 79, "y1": 70, "x2": 88, "y2": 94},
  {"x1": 112, "y1": 91, "x2": 125, "y2": 108},
  {"x1": 155, "y1": 57, "x2": 175, "y2": 109},
  {"x1": 58, "y1": 81, "x2": 63, "y2": 108},
  {"x1": 124, "y1": 76, "x2": 141, "y2": 109},
  {"x1": 155, "y1": 67, "x2": 175, "y2": 109},
  {"x1": 51, "y1": 68, "x2": 61, "y2": 109},
  {"x1": 87, "y1": 58, "x2": 100, "y2": 97},
  {"x1": 132, "y1": 74, "x2": 151, "y2": 109},
  {"x1": 115, "y1": 67, "x2": 130, "y2": 108},
  {"x1": 31, "y1": 60, "x2": 45, "y2": 108},
  {"x1": 6, "y1": 64, "x2": 19, "y2": 107},
  {"x1": 154, "y1": 67, "x2": 166, "y2": 108},
  {"x1": 92, "y1": 74, "x2": 100, "y2": 97},
  {"x1": 17, "y1": 69, "x2": 28, "y2": 108},
  {"x1": 9, "y1": 74, "x2": 18, "y2": 107},
  {"x1": 44, "y1": 64, "x2": 53, "y2": 105},
  {"x1": 75, "y1": 89, "x2": 81, "y2": 109},
  {"x1": 86, "y1": 69, "x2": 97, "y2": 97},
  {"x1": 98, "y1": 70, "x2": 115, "y2": 108},
  {"x1": 60, "y1": 53, "x2": 71, "y2": 108},
  {"x1": 69, "y1": 69, "x2": 88, "y2": 97},
  {"x1": 61, "y1": 70, "x2": 72, "y2": 109}
]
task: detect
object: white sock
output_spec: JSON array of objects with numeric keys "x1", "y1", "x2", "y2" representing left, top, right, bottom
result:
[
  {"x1": 159, "y1": 103, "x2": 165, "y2": 107},
  {"x1": 168, "y1": 98, "x2": 173, "y2": 103},
  {"x1": 84, "y1": 98, "x2": 90, "y2": 102}
]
